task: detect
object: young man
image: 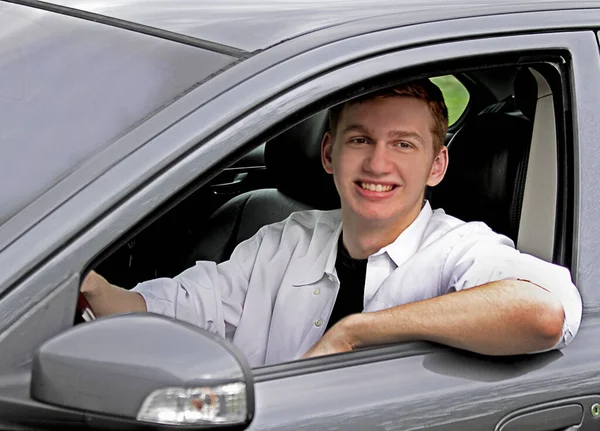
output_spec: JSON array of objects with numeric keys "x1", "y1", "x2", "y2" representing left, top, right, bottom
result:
[{"x1": 82, "y1": 80, "x2": 582, "y2": 367}]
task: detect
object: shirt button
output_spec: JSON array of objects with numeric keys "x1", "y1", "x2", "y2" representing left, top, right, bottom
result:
[
  {"x1": 315, "y1": 319, "x2": 323, "y2": 327},
  {"x1": 313, "y1": 288, "x2": 320, "y2": 295},
  {"x1": 327, "y1": 275, "x2": 334, "y2": 282}
]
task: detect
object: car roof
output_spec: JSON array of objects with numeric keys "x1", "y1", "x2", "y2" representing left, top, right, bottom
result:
[{"x1": 46, "y1": 0, "x2": 600, "y2": 52}]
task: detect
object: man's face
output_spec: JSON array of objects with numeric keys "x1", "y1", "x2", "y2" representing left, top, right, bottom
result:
[{"x1": 321, "y1": 96, "x2": 448, "y2": 226}]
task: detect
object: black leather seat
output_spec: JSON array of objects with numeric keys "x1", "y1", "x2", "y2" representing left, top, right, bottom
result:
[
  {"x1": 430, "y1": 68, "x2": 536, "y2": 243},
  {"x1": 184, "y1": 110, "x2": 339, "y2": 265}
]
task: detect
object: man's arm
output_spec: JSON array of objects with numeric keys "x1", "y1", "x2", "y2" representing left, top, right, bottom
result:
[
  {"x1": 81, "y1": 271, "x2": 147, "y2": 317},
  {"x1": 80, "y1": 223, "x2": 270, "y2": 324},
  {"x1": 303, "y1": 279, "x2": 565, "y2": 358}
]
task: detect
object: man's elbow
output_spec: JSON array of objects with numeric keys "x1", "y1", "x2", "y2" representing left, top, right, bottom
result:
[{"x1": 532, "y1": 292, "x2": 565, "y2": 350}]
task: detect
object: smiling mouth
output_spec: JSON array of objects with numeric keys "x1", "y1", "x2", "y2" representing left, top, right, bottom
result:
[{"x1": 357, "y1": 182, "x2": 396, "y2": 192}]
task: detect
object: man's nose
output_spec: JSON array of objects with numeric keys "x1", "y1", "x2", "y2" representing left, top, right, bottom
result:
[{"x1": 364, "y1": 141, "x2": 392, "y2": 174}]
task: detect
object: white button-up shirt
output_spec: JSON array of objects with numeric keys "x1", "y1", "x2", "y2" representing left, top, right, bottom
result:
[{"x1": 133, "y1": 202, "x2": 582, "y2": 367}]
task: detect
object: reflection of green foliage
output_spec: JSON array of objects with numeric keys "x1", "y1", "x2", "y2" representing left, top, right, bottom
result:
[{"x1": 430, "y1": 75, "x2": 470, "y2": 126}]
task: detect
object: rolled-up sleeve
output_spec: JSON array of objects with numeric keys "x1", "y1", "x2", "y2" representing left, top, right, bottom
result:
[
  {"x1": 132, "y1": 228, "x2": 266, "y2": 339},
  {"x1": 446, "y1": 223, "x2": 582, "y2": 350}
]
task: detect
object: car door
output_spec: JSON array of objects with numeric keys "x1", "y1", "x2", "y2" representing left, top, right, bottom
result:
[
  {"x1": 240, "y1": 29, "x2": 600, "y2": 430},
  {"x1": 1, "y1": 7, "x2": 600, "y2": 431}
]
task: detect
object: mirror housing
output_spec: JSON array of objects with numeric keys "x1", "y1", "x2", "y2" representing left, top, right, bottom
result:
[{"x1": 30, "y1": 314, "x2": 254, "y2": 429}]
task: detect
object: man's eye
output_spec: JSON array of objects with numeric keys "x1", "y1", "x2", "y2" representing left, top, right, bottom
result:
[
  {"x1": 350, "y1": 137, "x2": 368, "y2": 145},
  {"x1": 395, "y1": 141, "x2": 412, "y2": 149}
]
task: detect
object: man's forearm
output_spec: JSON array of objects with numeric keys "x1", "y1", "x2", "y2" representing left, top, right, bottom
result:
[
  {"x1": 343, "y1": 280, "x2": 565, "y2": 355},
  {"x1": 81, "y1": 271, "x2": 147, "y2": 317}
]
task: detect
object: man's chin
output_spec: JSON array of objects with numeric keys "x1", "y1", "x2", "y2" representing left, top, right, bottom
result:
[
  {"x1": 345, "y1": 203, "x2": 422, "y2": 227},
  {"x1": 353, "y1": 211, "x2": 399, "y2": 225}
]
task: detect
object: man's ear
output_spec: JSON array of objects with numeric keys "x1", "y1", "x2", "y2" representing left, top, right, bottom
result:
[
  {"x1": 426, "y1": 146, "x2": 449, "y2": 187},
  {"x1": 321, "y1": 132, "x2": 334, "y2": 174}
]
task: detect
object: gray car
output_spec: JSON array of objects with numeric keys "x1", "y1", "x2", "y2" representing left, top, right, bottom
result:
[{"x1": 1, "y1": 0, "x2": 600, "y2": 430}]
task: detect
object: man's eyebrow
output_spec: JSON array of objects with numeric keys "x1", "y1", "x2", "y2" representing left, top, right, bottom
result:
[
  {"x1": 341, "y1": 125, "x2": 426, "y2": 146},
  {"x1": 341, "y1": 124, "x2": 373, "y2": 135},
  {"x1": 388, "y1": 130, "x2": 425, "y2": 145}
]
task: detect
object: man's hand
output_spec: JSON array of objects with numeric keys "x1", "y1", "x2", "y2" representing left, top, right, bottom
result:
[
  {"x1": 80, "y1": 270, "x2": 110, "y2": 296},
  {"x1": 80, "y1": 270, "x2": 147, "y2": 317},
  {"x1": 302, "y1": 316, "x2": 363, "y2": 358}
]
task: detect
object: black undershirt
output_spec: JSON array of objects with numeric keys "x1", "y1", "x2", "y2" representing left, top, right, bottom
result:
[{"x1": 326, "y1": 234, "x2": 368, "y2": 331}]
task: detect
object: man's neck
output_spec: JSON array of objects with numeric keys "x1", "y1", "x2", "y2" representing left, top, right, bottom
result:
[{"x1": 341, "y1": 204, "x2": 424, "y2": 260}]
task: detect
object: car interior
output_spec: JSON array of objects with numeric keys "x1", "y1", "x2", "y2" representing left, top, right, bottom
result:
[{"x1": 87, "y1": 60, "x2": 572, "y2": 360}]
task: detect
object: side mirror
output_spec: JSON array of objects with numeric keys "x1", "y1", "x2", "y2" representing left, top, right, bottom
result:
[{"x1": 30, "y1": 314, "x2": 254, "y2": 429}]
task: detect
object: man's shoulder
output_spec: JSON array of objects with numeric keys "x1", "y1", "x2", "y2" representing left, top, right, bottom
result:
[
  {"x1": 423, "y1": 207, "x2": 509, "y2": 247},
  {"x1": 425, "y1": 207, "x2": 467, "y2": 235},
  {"x1": 262, "y1": 209, "x2": 342, "y2": 237}
]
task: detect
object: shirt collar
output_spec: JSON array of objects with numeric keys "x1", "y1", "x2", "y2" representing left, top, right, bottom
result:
[
  {"x1": 293, "y1": 221, "x2": 342, "y2": 287},
  {"x1": 371, "y1": 201, "x2": 433, "y2": 268},
  {"x1": 293, "y1": 201, "x2": 433, "y2": 286}
]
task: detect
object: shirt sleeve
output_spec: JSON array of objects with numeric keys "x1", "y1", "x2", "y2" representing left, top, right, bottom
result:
[
  {"x1": 131, "y1": 227, "x2": 266, "y2": 339},
  {"x1": 445, "y1": 223, "x2": 582, "y2": 351}
]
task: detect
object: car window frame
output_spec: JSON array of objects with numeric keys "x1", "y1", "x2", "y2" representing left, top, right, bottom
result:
[{"x1": 86, "y1": 34, "x2": 584, "y2": 371}]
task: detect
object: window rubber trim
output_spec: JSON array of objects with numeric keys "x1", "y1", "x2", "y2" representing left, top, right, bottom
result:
[{"x1": 252, "y1": 342, "x2": 445, "y2": 382}]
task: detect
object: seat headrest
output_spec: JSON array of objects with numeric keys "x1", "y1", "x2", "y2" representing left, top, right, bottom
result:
[
  {"x1": 264, "y1": 110, "x2": 340, "y2": 210},
  {"x1": 431, "y1": 113, "x2": 533, "y2": 242}
]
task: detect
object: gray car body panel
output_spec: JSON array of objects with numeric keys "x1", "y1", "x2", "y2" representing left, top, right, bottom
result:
[
  {"x1": 0, "y1": 2, "x2": 235, "y2": 252},
  {"x1": 44, "y1": 0, "x2": 600, "y2": 51},
  {"x1": 249, "y1": 323, "x2": 600, "y2": 430},
  {"x1": 0, "y1": 4, "x2": 598, "y2": 430}
]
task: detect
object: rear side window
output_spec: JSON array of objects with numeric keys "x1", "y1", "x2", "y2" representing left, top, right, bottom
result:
[
  {"x1": 430, "y1": 75, "x2": 470, "y2": 125},
  {"x1": 0, "y1": 3, "x2": 235, "y2": 226}
]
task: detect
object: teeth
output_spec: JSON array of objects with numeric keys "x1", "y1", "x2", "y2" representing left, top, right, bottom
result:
[{"x1": 361, "y1": 182, "x2": 393, "y2": 192}]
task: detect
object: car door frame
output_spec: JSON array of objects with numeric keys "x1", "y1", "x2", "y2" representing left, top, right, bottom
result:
[
  {"x1": 242, "y1": 32, "x2": 600, "y2": 430},
  {"x1": 1, "y1": 10, "x2": 600, "y2": 431}
]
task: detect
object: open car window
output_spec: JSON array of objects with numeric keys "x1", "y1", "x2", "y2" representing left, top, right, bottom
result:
[{"x1": 87, "y1": 57, "x2": 571, "y2": 369}]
